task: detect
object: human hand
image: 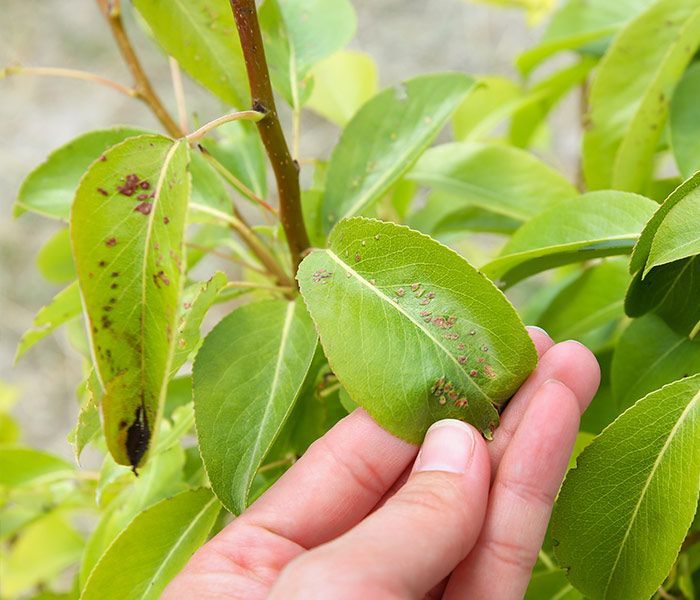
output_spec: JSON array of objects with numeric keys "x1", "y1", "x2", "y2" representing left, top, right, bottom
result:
[{"x1": 165, "y1": 328, "x2": 599, "y2": 599}]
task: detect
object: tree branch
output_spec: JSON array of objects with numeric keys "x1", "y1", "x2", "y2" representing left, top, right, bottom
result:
[
  {"x1": 229, "y1": 0, "x2": 311, "y2": 276},
  {"x1": 2, "y1": 65, "x2": 137, "y2": 98}
]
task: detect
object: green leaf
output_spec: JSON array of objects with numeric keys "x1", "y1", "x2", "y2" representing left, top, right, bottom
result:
[
  {"x1": 408, "y1": 142, "x2": 577, "y2": 220},
  {"x1": 14, "y1": 127, "x2": 146, "y2": 220},
  {"x1": 306, "y1": 50, "x2": 379, "y2": 126},
  {"x1": 68, "y1": 369, "x2": 102, "y2": 463},
  {"x1": 297, "y1": 217, "x2": 537, "y2": 442},
  {"x1": 81, "y1": 488, "x2": 219, "y2": 600},
  {"x1": 188, "y1": 152, "x2": 229, "y2": 213},
  {"x1": 0, "y1": 512, "x2": 84, "y2": 598},
  {"x1": 15, "y1": 281, "x2": 81, "y2": 362},
  {"x1": 670, "y1": 62, "x2": 700, "y2": 178},
  {"x1": 260, "y1": 0, "x2": 356, "y2": 108},
  {"x1": 612, "y1": 315, "x2": 700, "y2": 411},
  {"x1": 0, "y1": 447, "x2": 73, "y2": 488},
  {"x1": 525, "y1": 569, "x2": 582, "y2": 599},
  {"x1": 36, "y1": 228, "x2": 76, "y2": 283},
  {"x1": 582, "y1": 0, "x2": 700, "y2": 192},
  {"x1": 71, "y1": 135, "x2": 190, "y2": 468},
  {"x1": 537, "y1": 260, "x2": 629, "y2": 342},
  {"x1": 133, "y1": 0, "x2": 248, "y2": 107},
  {"x1": 322, "y1": 73, "x2": 475, "y2": 232},
  {"x1": 517, "y1": 0, "x2": 656, "y2": 74},
  {"x1": 194, "y1": 298, "x2": 318, "y2": 513},
  {"x1": 482, "y1": 191, "x2": 657, "y2": 288},
  {"x1": 171, "y1": 272, "x2": 227, "y2": 374},
  {"x1": 552, "y1": 375, "x2": 700, "y2": 600}
]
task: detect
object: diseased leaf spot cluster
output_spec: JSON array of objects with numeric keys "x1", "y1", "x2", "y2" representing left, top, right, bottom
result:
[
  {"x1": 431, "y1": 377, "x2": 468, "y2": 408},
  {"x1": 312, "y1": 268, "x2": 333, "y2": 284}
]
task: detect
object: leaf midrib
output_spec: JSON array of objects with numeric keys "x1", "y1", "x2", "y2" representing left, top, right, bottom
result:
[{"x1": 324, "y1": 249, "x2": 491, "y2": 403}]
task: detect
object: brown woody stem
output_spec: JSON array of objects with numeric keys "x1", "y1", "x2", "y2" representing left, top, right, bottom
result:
[{"x1": 230, "y1": 0, "x2": 311, "y2": 276}]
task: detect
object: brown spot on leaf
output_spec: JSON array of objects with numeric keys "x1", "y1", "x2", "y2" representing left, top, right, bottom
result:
[
  {"x1": 97, "y1": 187, "x2": 108, "y2": 196},
  {"x1": 134, "y1": 202, "x2": 153, "y2": 215},
  {"x1": 105, "y1": 237, "x2": 117, "y2": 247},
  {"x1": 117, "y1": 173, "x2": 141, "y2": 197},
  {"x1": 153, "y1": 270, "x2": 171, "y2": 287},
  {"x1": 163, "y1": 216, "x2": 170, "y2": 225}
]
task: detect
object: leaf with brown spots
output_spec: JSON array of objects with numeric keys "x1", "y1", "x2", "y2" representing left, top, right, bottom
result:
[{"x1": 71, "y1": 134, "x2": 191, "y2": 469}]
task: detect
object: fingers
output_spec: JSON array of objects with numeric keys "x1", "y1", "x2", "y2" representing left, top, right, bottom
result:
[
  {"x1": 488, "y1": 339, "x2": 600, "y2": 473},
  {"x1": 271, "y1": 421, "x2": 491, "y2": 599},
  {"x1": 444, "y1": 379, "x2": 591, "y2": 599}
]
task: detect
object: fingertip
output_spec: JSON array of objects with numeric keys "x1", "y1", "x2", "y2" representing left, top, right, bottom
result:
[
  {"x1": 526, "y1": 325, "x2": 554, "y2": 358},
  {"x1": 550, "y1": 340, "x2": 601, "y2": 410}
]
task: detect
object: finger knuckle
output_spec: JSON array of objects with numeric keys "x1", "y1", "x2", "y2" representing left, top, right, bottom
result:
[{"x1": 482, "y1": 535, "x2": 537, "y2": 575}]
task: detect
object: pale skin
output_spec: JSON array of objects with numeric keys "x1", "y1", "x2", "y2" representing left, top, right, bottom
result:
[{"x1": 165, "y1": 327, "x2": 600, "y2": 599}]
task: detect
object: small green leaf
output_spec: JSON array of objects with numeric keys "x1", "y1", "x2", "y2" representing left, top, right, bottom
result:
[
  {"x1": 36, "y1": 228, "x2": 76, "y2": 283},
  {"x1": 612, "y1": 315, "x2": 700, "y2": 411},
  {"x1": 171, "y1": 272, "x2": 227, "y2": 374},
  {"x1": 670, "y1": 62, "x2": 700, "y2": 178},
  {"x1": 81, "y1": 488, "x2": 219, "y2": 600},
  {"x1": 298, "y1": 218, "x2": 537, "y2": 442},
  {"x1": 552, "y1": 374, "x2": 700, "y2": 600},
  {"x1": 68, "y1": 369, "x2": 102, "y2": 463},
  {"x1": 193, "y1": 299, "x2": 318, "y2": 513},
  {"x1": 188, "y1": 152, "x2": 230, "y2": 213},
  {"x1": 452, "y1": 76, "x2": 522, "y2": 140},
  {"x1": 525, "y1": 569, "x2": 582, "y2": 599},
  {"x1": 133, "y1": 0, "x2": 248, "y2": 107},
  {"x1": 0, "y1": 447, "x2": 73, "y2": 488},
  {"x1": 322, "y1": 73, "x2": 475, "y2": 231},
  {"x1": 408, "y1": 142, "x2": 577, "y2": 221},
  {"x1": 71, "y1": 135, "x2": 190, "y2": 468},
  {"x1": 306, "y1": 50, "x2": 379, "y2": 126},
  {"x1": 582, "y1": 0, "x2": 700, "y2": 192},
  {"x1": 15, "y1": 281, "x2": 81, "y2": 362},
  {"x1": 537, "y1": 260, "x2": 629, "y2": 343},
  {"x1": 483, "y1": 191, "x2": 657, "y2": 288},
  {"x1": 14, "y1": 127, "x2": 146, "y2": 220}
]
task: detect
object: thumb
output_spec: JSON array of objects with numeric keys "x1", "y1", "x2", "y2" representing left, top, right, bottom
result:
[{"x1": 272, "y1": 420, "x2": 490, "y2": 599}]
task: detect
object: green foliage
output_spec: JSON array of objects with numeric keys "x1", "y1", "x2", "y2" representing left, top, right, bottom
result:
[{"x1": 5, "y1": 0, "x2": 700, "y2": 597}]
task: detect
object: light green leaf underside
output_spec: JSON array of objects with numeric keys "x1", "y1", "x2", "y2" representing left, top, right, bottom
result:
[
  {"x1": 322, "y1": 73, "x2": 475, "y2": 231},
  {"x1": 482, "y1": 191, "x2": 657, "y2": 287},
  {"x1": 582, "y1": 0, "x2": 700, "y2": 192},
  {"x1": 14, "y1": 127, "x2": 146, "y2": 220},
  {"x1": 408, "y1": 142, "x2": 577, "y2": 221},
  {"x1": 298, "y1": 218, "x2": 537, "y2": 443},
  {"x1": 36, "y1": 228, "x2": 76, "y2": 283},
  {"x1": 612, "y1": 315, "x2": 700, "y2": 411},
  {"x1": 194, "y1": 298, "x2": 318, "y2": 513},
  {"x1": 553, "y1": 374, "x2": 700, "y2": 600},
  {"x1": 0, "y1": 447, "x2": 73, "y2": 488},
  {"x1": 71, "y1": 135, "x2": 190, "y2": 467},
  {"x1": 133, "y1": 0, "x2": 248, "y2": 107},
  {"x1": 81, "y1": 488, "x2": 220, "y2": 600},
  {"x1": 670, "y1": 62, "x2": 700, "y2": 179}
]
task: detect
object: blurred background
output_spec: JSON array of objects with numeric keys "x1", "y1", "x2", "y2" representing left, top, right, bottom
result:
[{"x1": 0, "y1": 0, "x2": 578, "y2": 458}]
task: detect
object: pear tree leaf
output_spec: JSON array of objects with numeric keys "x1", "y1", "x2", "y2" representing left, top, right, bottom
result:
[
  {"x1": 482, "y1": 191, "x2": 657, "y2": 288},
  {"x1": 71, "y1": 135, "x2": 190, "y2": 469},
  {"x1": 670, "y1": 62, "x2": 700, "y2": 179},
  {"x1": 0, "y1": 447, "x2": 73, "y2": 489},
  {"x1": 582, "y1": 0, "x2": 700, "y2": 192},
  {"x1": 193, "y1": 298, "x2": 318, "y2": 513},
  {"x1": 68, "y1": 369, "x2": 103, "y2": 463},
  {"x1": 81, "y1": 488, "x2": 220, "y2": 600},
  {"x1": 36, "y1": 228, "x2": 76, "y2": 283},
  {"x1": 408, "y1": 142, "x2": 577, "y2": 221},
  {"x1": 552, "y1": 375, "x2": 700, "y2": 600},
  {"x1": 297, "y1": 217, "x2": 537, "y2": 443},
  {"x1": 322, "y1": 73, "x2": 475, "y2": 231}
]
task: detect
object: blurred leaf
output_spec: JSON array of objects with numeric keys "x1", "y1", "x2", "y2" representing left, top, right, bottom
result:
[
  {"x1": 582, "y1": 0, "x2": 700, "y2": 192},
  {"x1": 409, "y1": 142, "x2": 577, "y2": 220},
  {"x1": 14, "y1": 127, "x2": 147, "y2": 220},
  {"x1": 170, "y1": 272, "x2": 227, "y2": 374},
  {"x1": 466, "y1": 0, "x2": 555, "y2": 25},
  {"x1": 298, "y1": 217, "x2": 537, "y2": 442},
  {"x1": 525, "y1": 569, "x2": 582, "y2": 599},
  {"x1": 188, "y1": 152, "x2": 229, "y2": 213},
  {"x1": 133, "y1": 0, "x2": 247, "y2": 107},
  {"x1": 670, "y1": 62, "x2": 700, "y2": 178},
  {"x1": 0, "y1": 447, "x2": 73, "y2": 489},
  {"x1": 194, "y1": 299, "x2": 318, "y2": 513},
  {"x1": 537, "y1": 260, "x2": 629, "y2": 342},
  {"x1": 552, "y1": 374, "x2": 700, "y2": 600},
  {"x1": 67, "y1": 369, "x2": 102, "y2": 463},
  {"x1": 612, "y1": 315, "x2": 700, "y2": 411},
  {"x1": 36, "y1": 228, "x2": 76, "y2": 284},
  {"x1": 0, "y1": 512, "x2": 83, "y2": 598},
  {"x1": 483, "y1": 191, "x2": 657, "y2": 288},
  {"x1": 81, "y1": 488, "x2": 219, "y2": 600},
  {"x1": 71, "y1": 135, "x2": 190, "y2": 468},
  {"x1": 517, "y1": 0, "x2": 656, "y2": 74},
  {"x1": 322, "y1": 73, "x2": 475, "y2": 231},
  {"x1": 452, "y1": 76, "x2": 521, "y2": 141},
  {"x1": 15, "y1": 281, "x2": 81, "y2": 362},
  {"x1": 306, "y1": 50, "x2": 379, "y2": 125}
]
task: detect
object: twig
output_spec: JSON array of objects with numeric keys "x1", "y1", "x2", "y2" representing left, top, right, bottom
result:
[
  {"x1": 169, "y1": 57, "x2": 189, "y2": 133},
  {"x1": 230, "y1": 0, "x2": 311, "y2": 276},
  {"x1": 186, "y1": 110, "x2": 264, "y2": 143},
  {"x1": 184, "y1": 242, "x2": 268, "y2": 275},
  {"x1": 95, "y1": 0, "x2": 183, "y2": 138},
  {"x1": 2, "y1": 65, "x2": 136, "y2": 98},
  {"x1": 190, "y1": 202, "x2": 292, "y2": 288}
]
